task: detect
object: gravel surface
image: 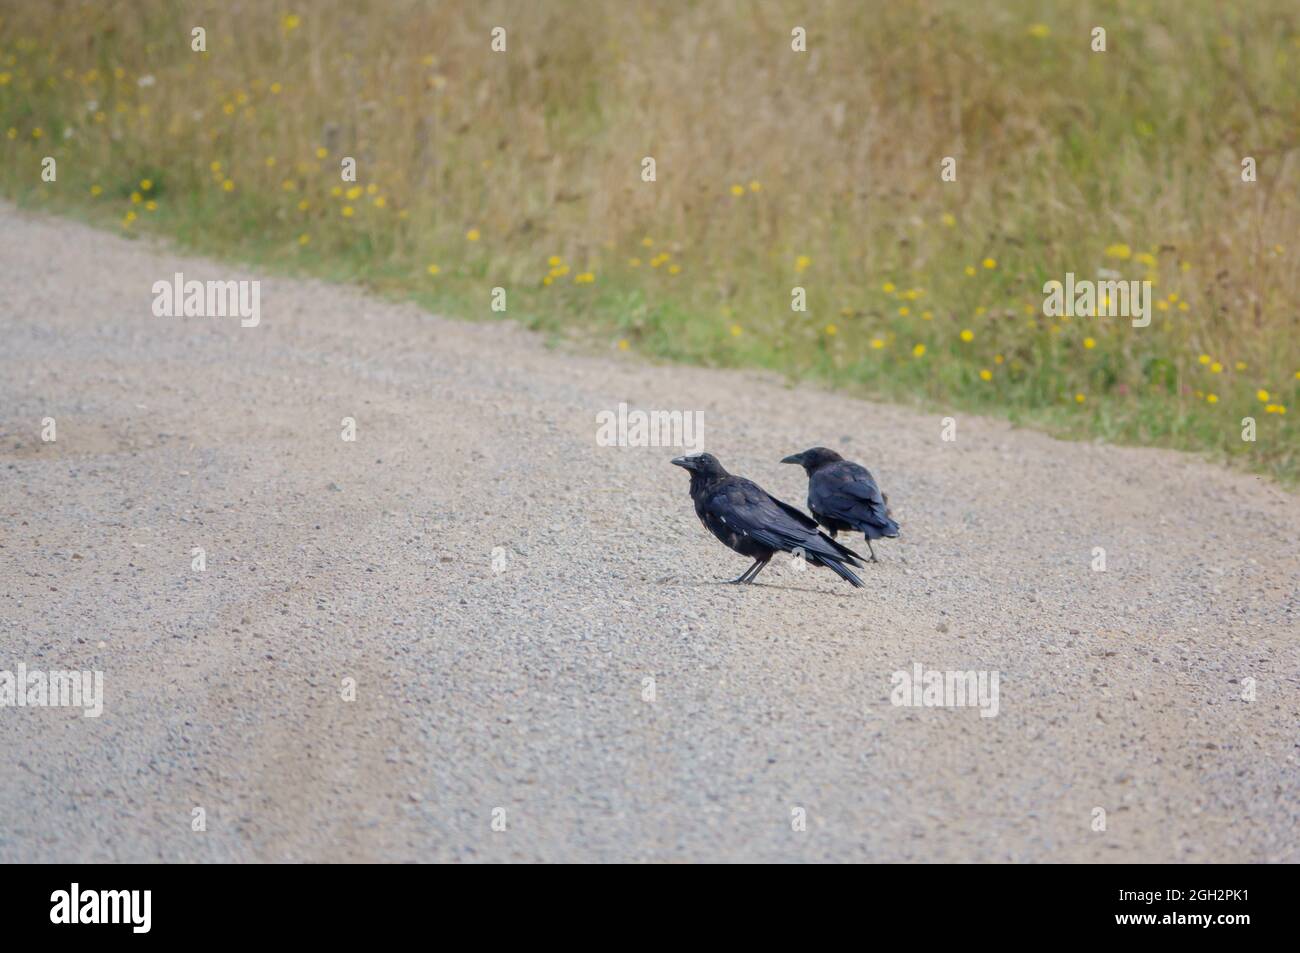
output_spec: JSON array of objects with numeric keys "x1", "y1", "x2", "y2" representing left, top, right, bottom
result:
[{"x1": 1, "y1": 204, "x2": 1297, "y2": 863}]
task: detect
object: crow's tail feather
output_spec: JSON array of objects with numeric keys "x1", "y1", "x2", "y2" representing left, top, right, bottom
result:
[
  {"x1": 860, "y1": 516, "x2": 900, "y2": 539},
  {"x1": 818, "y1": 555, "x2": 864, "y2": 588},
  {"x1": 822, "y1": 533, "x2": 867, "y2": 567}
]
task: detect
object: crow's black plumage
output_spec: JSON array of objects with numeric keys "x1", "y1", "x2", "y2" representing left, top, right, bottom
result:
[
  {"x1": 781, "y1": 447, "x2": 899, "y2": 562},
  {"x1": 671, "y1": 452, "x2": 866, "y2": 587}
]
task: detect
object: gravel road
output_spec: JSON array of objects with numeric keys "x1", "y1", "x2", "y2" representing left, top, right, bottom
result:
[{"x1": 1, "y1": 204, "x2": 1297, "y2": 863}]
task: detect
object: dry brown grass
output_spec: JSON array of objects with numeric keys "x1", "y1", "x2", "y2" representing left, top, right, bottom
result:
[{"x1": 2, "y1": 0, "x2": 1297, "y2": 477}]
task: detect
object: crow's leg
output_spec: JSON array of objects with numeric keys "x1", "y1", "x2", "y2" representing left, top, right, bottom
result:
[
  {"x1": 728, "y1": 559, "x2": 762, "y2": 584},
  {"x1": 865, "y1": 538, "x2": 879, "y2": 563},
  {"x1": 745, "y1": 556, "x2": 772, "y2": 583}
]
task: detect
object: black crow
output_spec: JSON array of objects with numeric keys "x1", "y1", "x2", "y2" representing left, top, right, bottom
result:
[
  {"x1": 671, "y1": 452, "x2": 866, "y2": 587},
  {"x1": 781, "y1": 447, "x2": 899, "y2": 562}
]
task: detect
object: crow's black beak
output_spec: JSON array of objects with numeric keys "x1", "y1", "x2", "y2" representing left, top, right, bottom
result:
[
  {"x1": 780, "y1": 453, "x2": 802, "y2": 465},
  {"x1": 671, "y1": 456, "x2": 691, "y2": 469}
]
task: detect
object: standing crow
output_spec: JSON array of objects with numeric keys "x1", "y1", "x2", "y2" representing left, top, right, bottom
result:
[
  {"x1": 781, "y1": 447, "x2": 900, "y2": 562},
  {"x1": 671, "y1": 452, "x2": 866, "y2": 587}
]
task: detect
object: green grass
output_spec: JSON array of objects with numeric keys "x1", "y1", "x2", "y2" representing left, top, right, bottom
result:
[{"x1": 1, "y1": 0, "x2": 1296, "y2": 482}]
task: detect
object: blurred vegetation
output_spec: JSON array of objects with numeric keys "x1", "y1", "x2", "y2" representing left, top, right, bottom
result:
[{"x1": 1, "y1": 0, "x2": 1297, "y2": 481}]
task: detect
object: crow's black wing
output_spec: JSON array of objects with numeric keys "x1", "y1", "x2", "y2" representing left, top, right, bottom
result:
[
  {"x1": 811, "y1": 462, "x2": 900, "y2": 538},
  {"x1": 703, "y1": 478, "x2": 865, "y2": 567},
  {"x1": 770, "y1": 495, "x2": 820, "y2": 530}
]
